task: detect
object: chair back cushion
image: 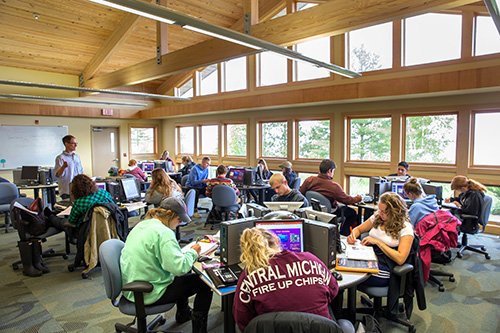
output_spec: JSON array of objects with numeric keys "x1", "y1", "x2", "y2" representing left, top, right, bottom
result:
[
  {"x1": 99, "y1": 239, "x2": 125, "y2": 302},
  {"x1": 184, "y1": 189, "x2": 196, "y2": 217},
  {"x1": 305, "y1": 191, "x2": 332, "y2": 213},
  {"x1": 244, "y1": 312, "x2": 342, "y2": 333},
  {"x1": 480, "y1": 194, "x2": 492, "y2": 227},
  {"x1": 0, "y1": 182, "x2": 20, "y2": 207},
  {"x1": 212, "y1": 185, "x2": 237, "y2": 208},
  {"x1": 181, "y1": 175, "x2": 189, "y2": 186}
]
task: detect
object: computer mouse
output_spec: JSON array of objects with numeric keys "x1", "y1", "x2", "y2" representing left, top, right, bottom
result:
[
  {"x1": 197, "y1": 256, "x2": 212, "y2": 263},
  {"x1": 332, "y1": 271, "x2": 343, "y2": 281}
]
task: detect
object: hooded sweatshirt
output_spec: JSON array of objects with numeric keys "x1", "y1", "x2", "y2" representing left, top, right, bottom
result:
[{"x1": 408, "y1": 195, "x2": 439, "y2": 226}]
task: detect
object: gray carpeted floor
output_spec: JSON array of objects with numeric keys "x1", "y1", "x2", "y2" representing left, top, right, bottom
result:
[{"x1": 1, "y1": 201, "x2": 499, "y2": 333}]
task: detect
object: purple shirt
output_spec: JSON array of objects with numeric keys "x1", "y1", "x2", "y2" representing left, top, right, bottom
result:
[
  {"x1": 233, "y1": 251, "x2": 339, "y2": 332},
  {"x1": 127, "y1": 166, "x2": 147, "y2": 181}
]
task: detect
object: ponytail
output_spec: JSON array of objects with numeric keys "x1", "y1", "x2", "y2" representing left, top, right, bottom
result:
[
  {"x1": 467, "y1": 179, "x2": 487, "y2": 193},
  {"x1": 403, "y1": 177, "x2": 422, "y2": 196}
]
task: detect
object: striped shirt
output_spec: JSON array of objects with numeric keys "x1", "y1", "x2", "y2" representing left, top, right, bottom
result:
[{"x1": 205, "y1": 176, "x2": 240, "y2": 198}]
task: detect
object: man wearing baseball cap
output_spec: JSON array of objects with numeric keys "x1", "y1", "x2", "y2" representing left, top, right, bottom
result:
[
  {"x1": 120, "y1": 196, "x2": 212, "y2": 332},
  {"x1": 279, "y1": 160, "x2": 298, "y2": 189}
]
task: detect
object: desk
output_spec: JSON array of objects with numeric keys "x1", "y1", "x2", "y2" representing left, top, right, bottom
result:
[
  {"x1": 236, "y1": 184, "x2": 271, "y2": 205},
  {"x1": 354, "y1": 202, "x2": 378, "y2": 225},
  {"x1": 17, "y1": 183, "x2": 58, "y2": 209}
]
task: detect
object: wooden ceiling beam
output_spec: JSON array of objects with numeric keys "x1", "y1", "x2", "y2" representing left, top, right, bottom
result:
[{"x1": 86, "y1": 0, "x2": 478, "y2": 90}]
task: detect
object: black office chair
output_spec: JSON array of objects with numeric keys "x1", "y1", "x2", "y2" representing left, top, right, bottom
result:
[
  {"x1": 99, "y1": 239, "x2": 178, "y2": 333},
  {"x1": 0, "y1": 182, "x2": 19, "y2": 232},
  {"x1": 10, "y1": 197, "x2": 69, "y2": 277},
  {"x1": 244, "y1": 311, "x2": 355, "y2": 333},
  {"x1": 175, "y1": 189, "x2": 196, "y2": 244},
  {"x1": 456, "y1": 194, "x2": 492, "y2": 260}
]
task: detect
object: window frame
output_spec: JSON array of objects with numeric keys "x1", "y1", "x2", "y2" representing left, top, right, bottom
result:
[
  {"x1": 346, "y1": 114, "x2": 392, "y2": 163},
  {"x1": 470, "y1": 109, "x2": 500, "y2": 170},
  {"x1": 294, "y1": 117, "x2": 332, "y2": 161},
  {"x1": 196, "y1": 64, "x2": 220, "y2": 96},
  {"x1": 198, "y1": 124, "x2": 220, "y2": 157},
  {"x1": 129, "y1": 125, "x2": 158, "y2": 159},
  {"x1": 221, "y1": 56, "x2": 248, "y2": 93},
  {"x1": 176, "y1": 125, "x2": 196, "y2": 156},
  {"x1": 258, "y1": 120, "x2": 289, "y2": 159},
  {"x1": 223, "y1": 122, "x2": 249, "y2": 159},
  {"x1": 402, "y1": 111, "x2": 459, "y2": 166},
  {"x1": 175, "y1": 77, "x2": 195, "y2": 98}
]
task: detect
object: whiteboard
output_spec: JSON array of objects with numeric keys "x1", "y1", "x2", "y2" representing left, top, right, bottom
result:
[{"x1": 0, "y1": 125, "x2": 68, "y2": 169}]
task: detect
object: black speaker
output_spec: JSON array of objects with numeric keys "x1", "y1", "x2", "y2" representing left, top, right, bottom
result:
[
  {"x1": 303, "y1": 220, "x2": 338, "y2": 269},
  {"x1": 220, "y1": 217, "x2": 258, "y2": 266}
]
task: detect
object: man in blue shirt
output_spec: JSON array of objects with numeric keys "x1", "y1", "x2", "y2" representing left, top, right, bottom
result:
[
  {"x1": 54, "y1": 135, "x2": 83, "y2": 199},
  {"x1": 186, "y1": 156, "x2": 211, "y2": 218}
]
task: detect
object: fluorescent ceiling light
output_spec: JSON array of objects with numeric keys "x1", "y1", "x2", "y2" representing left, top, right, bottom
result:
[
  {"x1": 0, "y1": 93, "x2": 148, "y2": 107},
  {"x1": 0, "y1": 79, "x2": 189, "y2": 101},
  {"x1": 88, "y1": 0, "x2": 361, "y2": 78}
]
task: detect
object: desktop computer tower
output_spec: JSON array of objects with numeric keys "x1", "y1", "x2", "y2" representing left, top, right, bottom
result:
[
  {"x1": 373, "y1": 180, "x2": 391, "y2": 202},
  {"x1": 243, "y1": 168, "x2": 256, "y2": 186},
  {"x1": 220, "y1": 217, "x2": 258, "y2": 266},
  {"x1": 246, "y1": 202, "x2": 271, "y2": 217},
  {"x1": 106, "y1": 181, "x2": 124, "y2": 202},
  {"x1": 303, "y1": 219, "x2": 337, "y2": 269},
  {"x1": 38, "y1": 168, "x2": 54, "y2": 185}
]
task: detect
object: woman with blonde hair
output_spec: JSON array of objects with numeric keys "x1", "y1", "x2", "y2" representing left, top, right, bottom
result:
[
  {"x1": 233, "y1": 227, "x2": 339, "y2": 332},
  {"x1": 403, "y1": 177, "x2": 439, "y2": 226},
  {"x1": 347, "y1": 192, "x2": 414, "y2": 287},
  {"x1": 445, "y1": 175, "x2": 487, "y2": 224},
  {"x1": 145, "y1": 168, "x2": 183, "y2": 206},
  {"x1": 120, "y1": 197, "x2": 213, "y2": 333}
]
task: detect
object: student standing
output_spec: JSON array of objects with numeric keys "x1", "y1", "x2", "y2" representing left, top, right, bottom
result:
[{"x1": 54, "y1": 135, "x2": 83, "y2": 199}]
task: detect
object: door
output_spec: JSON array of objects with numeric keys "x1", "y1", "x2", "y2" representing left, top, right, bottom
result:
[{"x1": 91, "y1": 127, "x2": 119, "y2": 177}]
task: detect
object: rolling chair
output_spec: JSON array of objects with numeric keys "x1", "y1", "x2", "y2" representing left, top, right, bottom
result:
[
  {"x1": 175, "y1": 189, "x2": 196, "y2": 244},
  {"x1": 0, "y1": 182, "x2": 19, "y2": 232},
  {"x1": 244, "y1": 311, "x2": 355, "y2": 333},
  {"x1": 357, "y1": 263, "x2": 417, "y2": 333},
  {"x1": 456, "y1": 194, "x2": 492, "y2": 260},
  {"x1": 99, "y1": 239, "x2": 177, "y2": 333},
  {"x1": 305, "y1": 191, "x2": 346, "y2": 228},
  {"x1": 10, "y1": 197, "x2": 69, "y2": 277},
  {"x1": 182, "y1": 175, "x2": 209, "y2": 213},
  {"x1": 211, "y1": 185, "x2": 239, "y2": 221}
]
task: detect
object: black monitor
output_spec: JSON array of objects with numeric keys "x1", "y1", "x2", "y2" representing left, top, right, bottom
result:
[
  {"x1": 120, "y1": 177, "x2": 140, "y2": 202},
  {"x1": 227, "y1": 167, "x2": 245, "y2": 184},
  {"x1": 255, "y1": 220, "x2": 304, "y2": 252},
  {"x1": 154, "y1": 160, "x2": 167, "y2": 171},
  {"x1": 21, "y1": 166, "x2": 39, "y2": 183},
  {"x1": 422, "y1": 183, "x2": 443, "y2": 205}
]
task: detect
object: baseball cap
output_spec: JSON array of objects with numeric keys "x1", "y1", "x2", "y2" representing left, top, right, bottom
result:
[
  {"x1": 278, "y1": 161, "x2": 292, "y2": 169},
  {"x1": 160, "y1": 197, "x2": 191, "y2": 223}
]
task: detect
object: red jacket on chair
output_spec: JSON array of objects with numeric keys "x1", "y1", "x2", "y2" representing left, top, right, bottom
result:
[{"x1": 415, "y1": 210, "x2": 461, "y2": 281}]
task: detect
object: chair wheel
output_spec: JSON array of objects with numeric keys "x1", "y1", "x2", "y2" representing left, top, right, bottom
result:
[
  {"x1": 449, "y1": 277, "x2": 455, "y2": 282},
  {"x1": 63, "y1": 255, "x2": 68, "y2": 259},
  {"x1": 68, "y1": 265, "x2": 75, "y2": 272},
  {"x1": 12, "y1": 264, "x2": 19, "y2": 270},
  {"x1": 485, "y1": 254, "x2": 490, "y2": 260},
  {"x1": 481, "y1": 246, "x2": 486, "y2": 251},
  {"x1": 409, "y1": 326, "x2": 416, "y2": 333},
  {"x1": 82, "y1": 272, "x2": 89, "y2": 279},
  {"x1": 438, "y1": 286, "x2": 445, "y2": 292},
  {"x1": 456, "y1": 252, "x2": 463, "y2": 259}
]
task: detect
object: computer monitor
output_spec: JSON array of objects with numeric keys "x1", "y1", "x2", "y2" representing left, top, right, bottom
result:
[
  {"x1": 391, "y1": 181, "x2": 409, "y2": 199},
  {"x1": 263, "y1": 201, "x2": 304, "y2": 212},
  {"x1": 95, "y1": 182, "x2": 107, "y2": 191},
  {"x1": 422, "y1": 183, "x2": 443, "y2": 204},
  {"x1": 254, "y1": 220, "x2": 304, "y2": 252},
  {"x1": 227, "y1": 168, "x2": 245, "y2": 184},
  {"x1": 154, "y1": 160, "x2": 166, "y2": 171},
  {"x1": 166, "y1": 160, "x2": 174, "y2": 172},
  {"x1": 120, "y1": 177, "x2": 140, "y2": 202},
  {"x1": 142, "y1": 162, "x2": 155, "y2": 172},
  {"x1": 21, "y1": 166, "x2": 39, "y2": 183},
  {"x1": 304, "y1": 208, "x2": 337, "y2": 224}
]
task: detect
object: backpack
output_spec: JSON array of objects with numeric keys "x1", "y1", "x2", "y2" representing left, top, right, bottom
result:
[{"x1": 15, "y1": 198, "x2": 48, "y2": 236}]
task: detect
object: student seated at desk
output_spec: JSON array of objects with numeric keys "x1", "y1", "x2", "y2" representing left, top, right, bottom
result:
[
  {"x1": 205, "y1": 164, "x2": 240, "y2": 199},
  {"x1": 233, "y1": 227, "x2": 339, "y2": 332},
  {"x1": 179, "y1": 155, "x2": 196, "y2": 177},
  {"x1": 68, "y1": 174, "x2": 114, "y2": 227},
  {"x1": 403, "y1": 178, "x2": 439, "y2": 226},
  {"x1": 269, "y1": 173, "x2": 308, "y2": 207},
  {"x1": 347, "y1": 192, "x2": 414, "y2": 287},
  {"x1": 120, "y1": 199, "x2": 213, "y2": 333},
  {"x1": 125, "y1": 159, "x2": 147, "y2": 182},
  {"x1": 145, "y1": 168, "x2": 183, "y2": 206},
  {"x1": 388, "y1": 161, "x2": 411, "y2": 177}
]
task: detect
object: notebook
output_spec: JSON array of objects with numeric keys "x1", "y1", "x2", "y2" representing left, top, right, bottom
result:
[
  {"x1": 182, "y1": 240, "x2": 219, "y2": 256},
  {"x1": 335, "y1": 258, "x2": 379, "y2": 274}
]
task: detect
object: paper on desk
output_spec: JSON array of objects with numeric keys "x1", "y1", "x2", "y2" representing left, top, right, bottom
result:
[
  {"x1": 345, "y1": 241, "x2": 377, "y2": 261},
  {"x1": 57, "y1": 206, "x2": 72, "y2": 217},
  {"x1": 13, "y1": 201, "x2": 38, "y2": 215},
  {"x1": 182, "y1": 240, "x2": 219, "y2": 256}
]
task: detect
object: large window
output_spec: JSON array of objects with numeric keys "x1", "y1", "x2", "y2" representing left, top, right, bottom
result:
[
  {"x1": 261, "y1": 121, "x2": 288, "y2": 157},
  {"x1": 486, "y1": 185, "x2": 500, "y2": 222},
  {"x1": 222, "y1": 56, "x2": 247, "y2": 92},
  {"x1": 226, "y1": 123, "x2": 247, "y2": 156},
  {"x1": 294, "y1": 37, "x2": 330, "y2": 81},
  {"x1": 178, "y1": 126, "x2": 194, "y2": 154},
  {"x1": 258, "y1": 52, "x2": 288, "y2": 86},
  {"x1": 130, "y1": 127, "x2": 156, "y2": 155},
  {"x1": 349, "y1": 117, "x2": 391, "y2": 161},
  {"x1": 200, "y1": 125, "x2": 218, "y2": 155},
  {"x1": 347, "y1": 22, "x2": 392, "y2": 72},
  {"x1": 473, "y1": 112, "x2": 500, "y2": 166},
  {"x1": 405, "y1": 114, "x2": 457, "y2": 164},
  {"x1": 404, "y1": 13, "x2": 462, "y2": 66},
  {"x1": 297, "y1": 120, "x2": 330, "y2": 159},
  {"x1": 348, "y1": 176, "x2": 370, "y2": 196},
  {"x1": 176, "y1": 79, "x2": 193, "y2": 98},
  {"x1": 198, "y1": 64, "x2": 218, "y2": 96},
  {"x1": 475, "y1": 15, "x2": 500, "y2": 56}
]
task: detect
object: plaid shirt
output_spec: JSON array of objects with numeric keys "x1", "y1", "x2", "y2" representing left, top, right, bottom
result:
[{"x1": 68, "y1": 189, "x2": 115, "y2": 226}]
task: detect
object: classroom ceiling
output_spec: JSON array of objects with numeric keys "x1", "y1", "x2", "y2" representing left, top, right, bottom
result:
[{"x1": 0, "y1": 0, "x2": 488, "y2": 98}]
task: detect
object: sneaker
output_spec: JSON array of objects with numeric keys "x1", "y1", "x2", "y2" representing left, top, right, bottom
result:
[
  {"x1": 175, "y1": 306, "x2": 192, "y2": 324},
  {"x1": 192, "y1": 212, "x2": 201, "y2": 218}
]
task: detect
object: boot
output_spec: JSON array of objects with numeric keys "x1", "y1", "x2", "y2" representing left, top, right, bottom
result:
[
  {"x1": 175, "y1": 299, "x2": 192, "y2": 324},
  {"x1": 32, "y1": 241, "x2": 50, "y2": 274},
  {"x1": 17, "y1": 241, "x2": 42, "y2": 277},
  {"x1": 191, "y1": 311, "x2": 208, "y2": 333}
]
